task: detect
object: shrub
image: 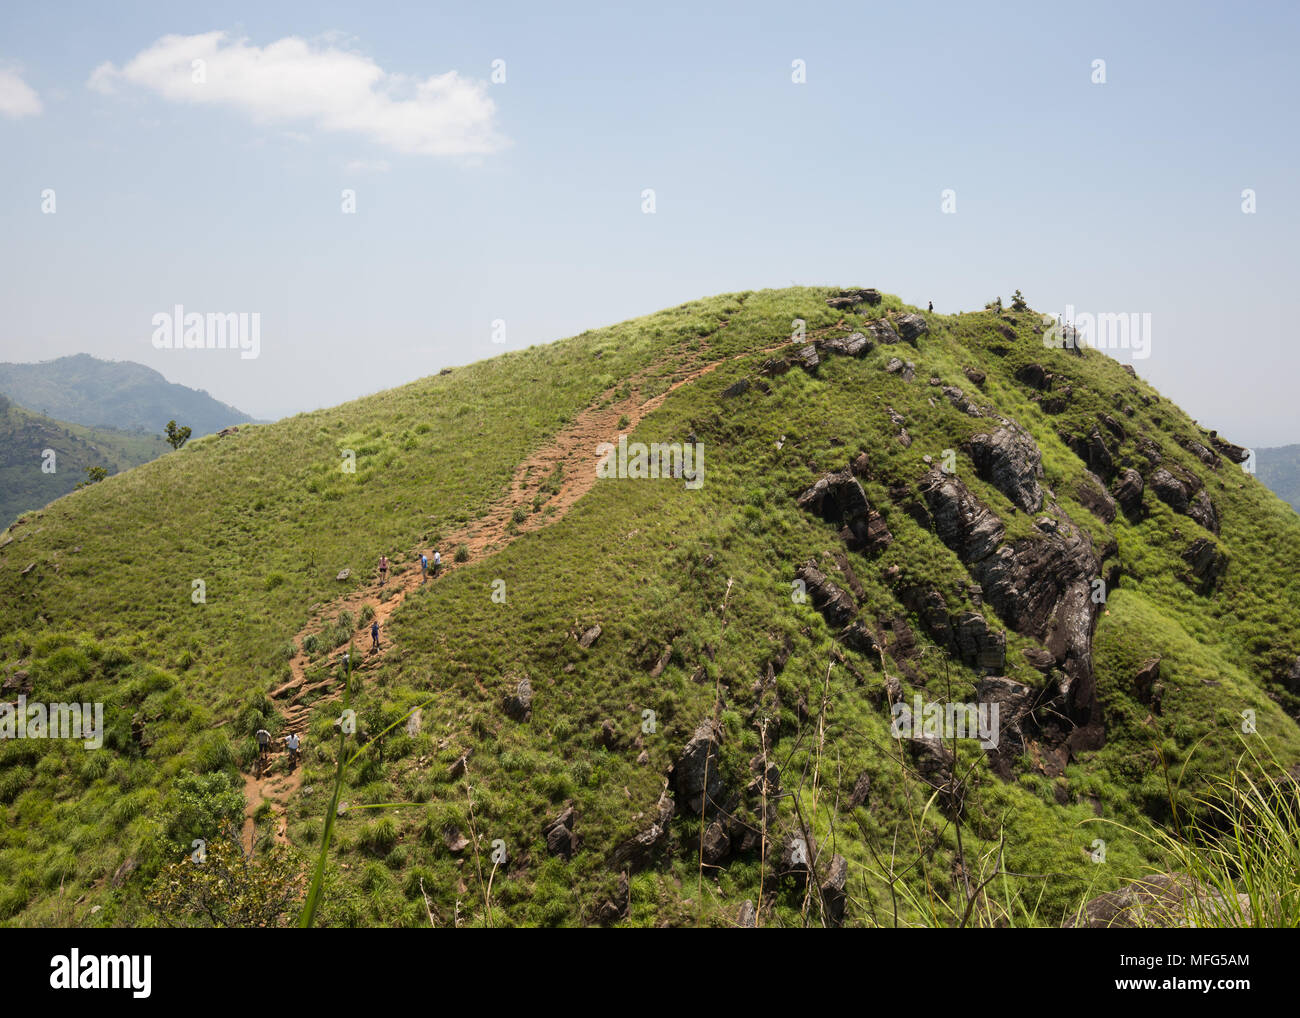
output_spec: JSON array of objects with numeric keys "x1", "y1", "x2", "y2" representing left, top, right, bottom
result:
[{"x1": 454, "y1": 544, "x2": 469, "y2": 563}]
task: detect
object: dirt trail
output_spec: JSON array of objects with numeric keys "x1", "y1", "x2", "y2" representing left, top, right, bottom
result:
[{"x1": 238, "y1": 335, "x2": 797, "y2": 850}]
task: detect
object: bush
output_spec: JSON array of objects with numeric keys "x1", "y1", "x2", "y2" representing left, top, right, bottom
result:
[{"x1": 454, "y1": 544, "x2": 469, "y2": 563}]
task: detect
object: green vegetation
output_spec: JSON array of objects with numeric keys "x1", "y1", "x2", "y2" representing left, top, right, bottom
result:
[
  {"x1": 2, "y1": 287, "x2": 1298, "y2": 927},
  {"x1": 0, "y1": 395, "x2": 170, "y2": 527}
]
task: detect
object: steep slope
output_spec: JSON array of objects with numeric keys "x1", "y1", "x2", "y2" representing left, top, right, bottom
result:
[
  {"x1": 2, "y1": 288, "x2": 1299, "y2": 928},
  {"x1": 0, "y1": 353, "x2": 254, "y2": 436},
  {"x1": 0, "y1": 396, "x2": 171, "y2": 528}
]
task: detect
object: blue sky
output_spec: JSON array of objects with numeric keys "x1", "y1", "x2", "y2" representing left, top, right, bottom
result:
[{"x1": 1, "y1": 1, "x2": 1296, "y2": 444}]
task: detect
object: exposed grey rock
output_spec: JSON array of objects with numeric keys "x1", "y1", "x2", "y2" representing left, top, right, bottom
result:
[
  {"x1": 867, "y1": 319, "x2": 902, "y2": 345},
  {"x1": 1111, "y1": 468, "x2": 1145, "y2": 517},
  {"x1": 968, "y1": 424, "x2": 1044, "y2": 513},
  {"x1": 504, "y1": 675, "x2": 533, "y2": 722},
  {"x1": 608, "y1": 788, "x2": 674, "y2": 870},
  {"x1": 737, "y1": 899, "x2": 757, "y2": 928},
  {"x1": 1209, "y1": 432, "x2": 1250, "y2": 464},
  {"x1": 701, "y1": 820, "x2": 730, "y2": 865},
  {"x1": 896, "y1": 313, "x2": 929, "y2": 343},
  {"x1": 721, "y1": 378, "x2": 751, "y2": 399},
  {"x1": 796, "y1": 468, "x2": 892, "y2": 553},
  {"x1": 578, "y1": 624, "x2": 602, "y2": 648},
  {"x1": 674, "y1": 719, "x2": 723, "y2": 815},
  {"x1": 1016, "y1": 363, "x2": 1052, "y2": 390},
  {"x1": 1075, "y1": 471, "x2": 1118, "y2": 524},
  {"x1": 1188, "y1": 489, "x2": 1219, "y2": 534},
  {"x1": 795, "y1": 560, "x2": 858, "y2": 629}
]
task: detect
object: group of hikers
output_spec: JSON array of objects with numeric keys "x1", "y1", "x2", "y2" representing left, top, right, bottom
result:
[
  {"x1": 376, "y1": 549, "x2": 441, "y2": 588},
  {"x1": 254, "y1": 727, "x2": 300, "y2": 773},
  {"x1": 369, "y1": 549, "x2": 443, "y2": 652},
  {"x1": 254, "y1": 548, "x2": 445, "y2": 775}
]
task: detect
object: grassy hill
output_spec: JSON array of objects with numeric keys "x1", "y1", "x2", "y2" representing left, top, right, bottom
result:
[
  {"x1": 0, "y1": 395, "x2": 170, "y2": 528},
  {"x1": 1256, "y1": 445, "x2": 1300, "y2": 511},
  {"x1": 2, "y1": 287, "x2": 1299, "y2": 928},
  {"x1": 0, "y1": 353, "x2": 254, "y2": 436}
]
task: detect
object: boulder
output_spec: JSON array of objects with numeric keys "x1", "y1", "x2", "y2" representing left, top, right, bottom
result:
[
  {"x1": 1015, "y1": 363, "x2": 1052, "y2": 391},
  {"x1": 544, "y1": 806, "x2": 579, "y2": 860},
  {"x1": 1148, "y1": 468, "x2": 1189, "y2": 514},
  {"x1": 737, "y1": 900, "x2": 757, "y2": 928},
  {"x1": 791, "y1": 344, "x2": 820, "y2": 373},
  {"x1": 335, "y1": 568, "x2": 351, "y2": 581},
  {"x1": 674, "y1": 719, "x2": 724, "y2": 815},
  {"x1": 1209, "y1": 432, "x2": 1250, "y2": 464},
  {"x1": 896, "y1": 313, "x2": 928, "y2": 343},
  {"x1": 578, "y1": 624, "x2": 602, "y2": 648},
  {"x1": 596, "y1": 872, "x2": 630, "y2": 925},
  {"x1": 867, "y1": 320, "x2": 902, "y2": 346},
  {"x1": 721, "y1": 378, "x2": 751, "y2": 399},
  {"x1": 701, "y1": 821, "x2": 730, "y2": 865},
  {"x1": 504, "y1": 675, "x2": 533, "y2": 722},
  {"x1": 608, "y1": 789, "x2": 674, "y2": 870}
]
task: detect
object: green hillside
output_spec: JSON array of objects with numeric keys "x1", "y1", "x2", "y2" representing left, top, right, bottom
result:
[
  {"x1": 0, "y1": 353, "x2": 253, "y2": 436},
  {"x1": 0, "y1": 395, "x2": 170, "y2": 528},
  {"x1": 1256, "y1": 445, "x2": 1300, "y2": 512},
  {"x1": 2, "y1": 287, "x2": 1299, "y2": 928}
]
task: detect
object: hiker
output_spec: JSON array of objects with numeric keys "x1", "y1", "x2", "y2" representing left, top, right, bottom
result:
[
  {"x1": 432, "y1": 549, "x2": 442, "y2": 577},
  {"x1": 378, "y1": 554, "x2": 389, "y2": 586},
  {"x1": 421, "y1": 553, "x2": 429, "y2": 584},
  {"x1": 928, "y1": 300, "x2": 933, "y2": 312},
  {"x1": 285, "y1": 732, "x2": 300, "y2": 770},
  {"x1": 255, "y1": 727, "x2": 271, "y2": 757},
  {"x1": 371, "y1": 619, "x2": 380, "y2": 651}
]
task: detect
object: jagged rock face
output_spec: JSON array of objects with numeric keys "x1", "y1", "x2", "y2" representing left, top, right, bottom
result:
[
  {"x1": 796, "y1": 468, "x2": 892, "y2": 553},
  {"x1": 1149, "y1": 468, "x2": 1219, "y2": 534},
  {"x1": 867, "y1": 319, "x2": 902, "y2": 345},
  {"x1": 817, "y1": 332, "x2": 871, "y2": 357},
  {"x1": 1209, "y1": 432, "x2": 1249, "y2": 464},
  {"x1": 1148, "y1": 468, "x2": 1190, "y2": 514},
  {"x1": 968, "y1": 424, "x2": 1044, "y2": 513},
  {"x1": 795, "y1": 560, "x2": 857, "y2": 628},
  {"x1": 1067, "y1": 425, "x2": 1116, "y2": 479},
  {"x1": 898, "y1": 584, "x2": 1005, "y2": 670},
  {"x1": 919, "y1": 467, "x2": 1103, "y2": 735},
  {"x1": 1111, "y1": 468, "x2": 1144, "y2": 517},
  {"x1": 977, "y1": 676, "x2": 1037, "y2": 775},
  {"x1": 1075, "y1": 471, "x2": 1118, "y2": 524}
]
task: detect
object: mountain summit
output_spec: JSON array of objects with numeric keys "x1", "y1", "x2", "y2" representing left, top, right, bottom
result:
[{"x1": 2, "y1": 287, "x2": 1298, "y2": 928}]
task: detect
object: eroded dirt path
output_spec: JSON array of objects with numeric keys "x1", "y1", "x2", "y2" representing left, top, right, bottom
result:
[{"x1": 239, "y1": 334, "x2": 798, "y2": 850}]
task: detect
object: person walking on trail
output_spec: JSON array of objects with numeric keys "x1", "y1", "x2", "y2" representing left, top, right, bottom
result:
[
  {"x1": 285, "y1": 732, "x2": 300, "y2": 771},
  {"x1": 421, "y1": 553, "x2": 429, "y2": 584},
  {"x1": 432, "y1": 549, "x2": 442, "y2": 577},
  {"x1": 378, "y1": 554, "x2": 389, "y2": 586},
  {"x1": 371, "y1": 619, "x2": 380, "y2": 651},
  {"x1": 256, "y1": 728, "x2": 271, "y2": 757}
]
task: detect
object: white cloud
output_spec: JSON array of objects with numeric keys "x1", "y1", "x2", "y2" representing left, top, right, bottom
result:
[
  {"x1": 88, "y1": 31, "x2": 505, "y2": 156},
  {"x1": 0, "y1": 67, "x2": 42, "y2": 118},
  {"x1": 344, "y1": 158, "x2": 390, "y2": 173}
]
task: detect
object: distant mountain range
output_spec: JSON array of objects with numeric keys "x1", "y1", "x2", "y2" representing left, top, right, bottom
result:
[
  {"x1": 0, "y1": 353, "x2": 255, "y2": 436},
  {"x1": 1257, "y1": 446, "x2": 1300, "y2": 512}
]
